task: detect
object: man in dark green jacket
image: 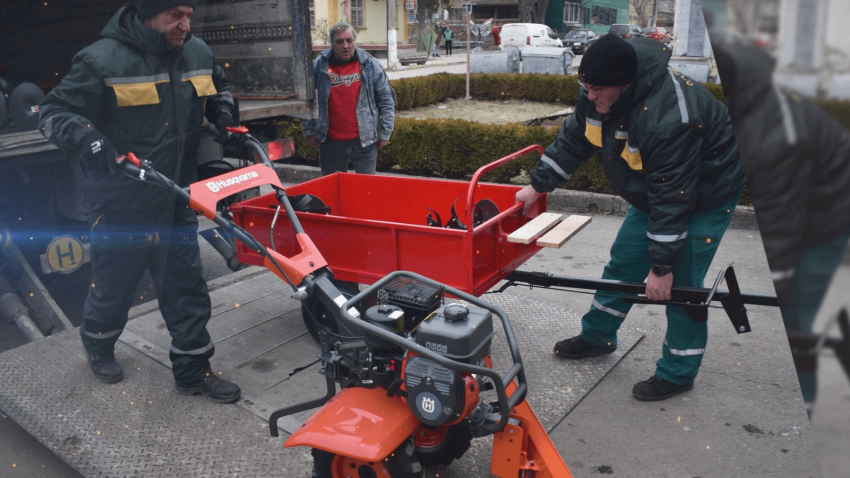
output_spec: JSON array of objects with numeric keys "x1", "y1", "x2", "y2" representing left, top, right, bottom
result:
[
  {"x1": 516, "y1": 35, "x2": 744, "y2": 401},
  {"x1": 38, "y1": 0, "x2": 241, "y2": 403}
]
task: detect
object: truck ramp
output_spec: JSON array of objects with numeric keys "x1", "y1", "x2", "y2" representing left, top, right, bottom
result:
[{"x1": 0, "y1": 267, "x2": 643, "y2": 477}]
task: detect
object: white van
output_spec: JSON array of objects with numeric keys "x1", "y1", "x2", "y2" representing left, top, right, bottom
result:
[{"x1": 498, "y1": 23, "x2": 563, "y2": 51}]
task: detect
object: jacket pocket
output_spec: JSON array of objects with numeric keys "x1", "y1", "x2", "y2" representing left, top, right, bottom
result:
[
  {"x1": 183, "y1": 74, "x2": 217, "y2": 97},
  {"x1": 109, "y1": 82, "x2": 161, "y2": 107}
]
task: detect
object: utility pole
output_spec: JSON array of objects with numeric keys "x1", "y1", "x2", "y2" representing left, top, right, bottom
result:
[
  {"x1": 387, "y1": 0, "x2": 399, "y2": 70},
  {"x1": 465, "y1": 5, "x2": 471, "y2": 102},
  {"x1": 650, "y1": 0, "x2": 659, "y2": 27}
]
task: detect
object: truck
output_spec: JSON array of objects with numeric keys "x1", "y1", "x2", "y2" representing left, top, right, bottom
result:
[{"x1": 0, "y1": 0, "x2": 316, "y2": 338}]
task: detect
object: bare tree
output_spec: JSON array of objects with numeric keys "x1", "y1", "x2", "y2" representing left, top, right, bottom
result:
[
  {"x1": 629, "y1": 0, "x2": 655, "y2": 26},
  {"x1": 517, "y1": 0, "x2": 550, "y2": 24}
]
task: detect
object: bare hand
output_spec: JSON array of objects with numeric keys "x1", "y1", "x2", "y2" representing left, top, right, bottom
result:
[
  {"x1": 645, "y1": 272, "x2": 673, "y2": 302},
  {"x1": 306, "y1": 135, "x2": 320, "y2": 148},
  {"x1": 515, "y1": 185, "x2": 541, "y2": 215},
  {"x1": 377, "y1": 139, "x2": 389, "y2": 150}
]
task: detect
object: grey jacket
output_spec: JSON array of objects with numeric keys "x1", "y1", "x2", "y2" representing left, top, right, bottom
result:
[{"x1": 302, "y1": 47, "x2": 394, "y2": 146}]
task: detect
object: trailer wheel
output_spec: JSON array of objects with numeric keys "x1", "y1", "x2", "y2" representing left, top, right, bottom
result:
[
  {"x1": 413, "y1": 424, "x2": 473, "y2": 467},
  {"x1": 302, "y1": 279, "x2": 359, "y2": 343},
  {"x1": 312, "y1": 437, "x2": 424, "y2": 478}
]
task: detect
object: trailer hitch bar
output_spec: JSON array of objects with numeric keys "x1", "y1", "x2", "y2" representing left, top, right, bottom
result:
[{"x1": 501, "y1": 265, "x2": 779, "y2": 334}]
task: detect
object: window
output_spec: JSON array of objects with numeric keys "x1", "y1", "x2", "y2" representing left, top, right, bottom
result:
[
  {"x1": 564, "y1": 2, "x2": 580, "y2": 23},
  {"x1": 591, "y1": 6, "x2": 617, "y2": 26},
  {"x1": 308, "y1": 0, "x2": 315, "y2": 28},
  {"x1": 351, "y1": 0, "x2": 364, "y2": 28}
]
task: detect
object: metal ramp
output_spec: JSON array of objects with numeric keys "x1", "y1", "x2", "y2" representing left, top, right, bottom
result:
[{"x1": 0, "y1": 267, "x2": 643, "y2": 477}]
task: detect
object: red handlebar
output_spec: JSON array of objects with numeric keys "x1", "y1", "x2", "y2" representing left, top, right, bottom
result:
[{"x1": 464, "y1": 145, "x2": 544, "y2": 231}]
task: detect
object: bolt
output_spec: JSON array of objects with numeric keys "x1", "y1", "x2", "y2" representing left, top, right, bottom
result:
[
  {"x1": 509, "y1": 429, "x2": 514, "y2": 434},
  {"x1": 739, "y1": 326, "x2": 745, "y2": 332}
]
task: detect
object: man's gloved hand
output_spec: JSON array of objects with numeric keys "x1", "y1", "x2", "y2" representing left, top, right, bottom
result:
[
  {"x1": 79, "y1": 130, "x2": 117, "y2": 175},
  {"x1": 214, "y1": 113, "x2": 237, "y2": 146}
]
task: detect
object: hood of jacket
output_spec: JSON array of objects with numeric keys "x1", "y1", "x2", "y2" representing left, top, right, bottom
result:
[
  {"x1": 711, "y1": 40, "x2": 776, "y2": 121},
  {"x1": 100, "y1": 6, "x2": 186, "y2": 59}
]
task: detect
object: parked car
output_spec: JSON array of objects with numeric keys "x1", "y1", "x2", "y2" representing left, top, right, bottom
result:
[
  {"x1": 643, "y1": 26, "x2": 671, "y2": 43},
  {"x1": 607, "y1": 23, "x2": 645, "y2": 40},
  {"x1": 498, "y1": 23, "x2": 563, "y2": 51},
  {"x1": 559, "y1": 28, "x2": 599, "y2": 55}
]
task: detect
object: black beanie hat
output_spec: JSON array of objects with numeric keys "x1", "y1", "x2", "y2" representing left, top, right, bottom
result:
[
  {"x1": 578, "y1": 34, "x2": 637, "y2": 86},
  {"x1": 137, "y1": 0, "x2": 196, "y2": 19}
]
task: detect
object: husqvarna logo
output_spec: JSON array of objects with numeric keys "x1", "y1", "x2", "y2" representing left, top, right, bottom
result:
[
  {"x1": 206, "y1": 171, "x2": 259, "y2": 193},
  {"x1": 421, "y1": 396, "x2": 436, "y2": 414}
]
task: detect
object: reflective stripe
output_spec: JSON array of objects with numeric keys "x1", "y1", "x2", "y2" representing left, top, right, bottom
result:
[
  {"x1": 770, "y1": 268, "x2": 797, "y2": 282},
  {"x1": 664, "y1": 338, "x2": 705, "y2": 356},
  {"x1": 585, "y1": 118, "x2": 602, "y2": 127},
  {"x1": 181, "y1": 69, "x2": 213, "y2": 80},
  {"x1": 82, "y1": 328, "x2": 123, "y2": 339},
  {"x1": 105, "y1": 74, "x2": 169, "y2": 86},
  {"x1": 592, "y1": 299, "x2": 626, "y2": 318},
  {"x1": 667, "y1": 68, "x2": 689, "y2": 123},
  {"x1": 171, "y1": 342, "x2": 214, "y2": 355},
  {"x1": 541, "y1": 154, "x2": 569, "y2": 181},
  {"x1": 773, "y1": 83, "x2": 797, "y2": 145},
  {"x1": 646, "y1": 231, "x2": 688, "y2": 242},
  {"x1": 614, "y1": 130, "x2": 628, "y2": 139}
]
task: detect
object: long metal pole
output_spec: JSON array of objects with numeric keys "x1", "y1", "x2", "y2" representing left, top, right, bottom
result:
[{"x1": 466, "y1": 11, "x2": 471, "y2": 101}]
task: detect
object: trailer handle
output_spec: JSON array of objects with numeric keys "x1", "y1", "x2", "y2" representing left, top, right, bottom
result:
[{"x1": 464, "y1": 144, "x2": 544, "y2": 232}]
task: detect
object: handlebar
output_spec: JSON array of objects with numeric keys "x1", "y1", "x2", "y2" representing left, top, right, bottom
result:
[
  {"x1": 464, "y1": 145, "x2": 544, "y2": 231},
  {"x1": 339, "y1": 270, "x2": 528, "y2": 434},
  {"x1": 116, "y1": 127, "x2": 327, "y2": 290}
]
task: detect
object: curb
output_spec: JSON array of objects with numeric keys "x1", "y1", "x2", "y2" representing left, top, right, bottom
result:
[{"x1": 270, "y1": 163, "x2": 759, "y2": 230}]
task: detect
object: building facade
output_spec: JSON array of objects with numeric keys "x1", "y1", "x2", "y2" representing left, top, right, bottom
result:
[{"x1": 309, "y1": 0, "x2": 408, "y2": 45}]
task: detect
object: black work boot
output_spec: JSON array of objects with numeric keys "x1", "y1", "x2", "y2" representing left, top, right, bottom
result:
[
  {"x1": 553, "y1": 335, "x2": 617, "y2": 359},
  {"x1": 632, "y1": 375, "x2": 693, "y2": 401},
  {"x1": 87, "y1": 353, "x2": 124, "y2": 383},
  {"x1": 174, "y1": 369, "x2": 241, "y2": 404}
]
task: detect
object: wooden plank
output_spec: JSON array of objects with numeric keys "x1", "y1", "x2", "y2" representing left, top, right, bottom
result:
[
  {"x1": 230, "y1": 334, "x2": 321, "y2": 396},
  {"x1": 147, "y1": 291, "x2": 300, "y2": 349},
  {"x1": 258, "y1": 361, "x2": 329, "y2": 431},
  {"x1": 126, "y1": 273, "x2": 289, "y2": 340},
  {"x1": 506, "y1": 212, "x2": 563, "y2": 244},
  {"x1": 536, "y1": 215, "x2": 592, "y2": 249},
  {"x1": 211, "y1": 308, "x2": 307, "y2": 368}
]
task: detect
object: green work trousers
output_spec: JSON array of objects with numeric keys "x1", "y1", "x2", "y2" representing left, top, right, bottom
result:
[
  {"x1": 579, "y1": 191, "x2": 742, "y2": 385},
  {"x1": 779, "y1": 226, "x2": 850, "y2": 404}
]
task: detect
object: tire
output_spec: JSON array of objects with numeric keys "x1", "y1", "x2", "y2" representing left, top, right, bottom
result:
[
  {"x1": 302, "y1": 279, "x2": 359, "y2": 343},
  {"x1": 413, "y1": 424, "x2": 473, "y2": 467},
  {"x1": 312, "y1": 437, "x2": 424, "y2": 478},
  {"x1": 9, "y1": 82, "x2": 44, "y2": 131}
]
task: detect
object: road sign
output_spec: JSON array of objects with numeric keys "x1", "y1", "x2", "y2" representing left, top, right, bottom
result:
[{"x1": 43, "y1": 235, "x2": 85, "y2": 274}]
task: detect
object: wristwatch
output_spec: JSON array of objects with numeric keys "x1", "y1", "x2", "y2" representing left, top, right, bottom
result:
[{"x1": 651, "y1": 264, "x2": 673, "y2": 277}]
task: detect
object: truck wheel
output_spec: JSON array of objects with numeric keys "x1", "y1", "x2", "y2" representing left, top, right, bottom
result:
[
  {"x1": 413, "y1": 424, "x2": 473, "y2": 467},
  {"x1": 302, "y1": 279, "x2": 359, "y2": 343},
  {"x1": 312, "y1": 437, "x2": 424, "y2": 478}
]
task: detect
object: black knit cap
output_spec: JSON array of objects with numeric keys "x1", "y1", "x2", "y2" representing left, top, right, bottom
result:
[
  {"x1": 578, "y1": 34, "x2": 637, "y2": 86},
  {"x1": 137, "y1": 0, "x2": 196, "y2": 19}
]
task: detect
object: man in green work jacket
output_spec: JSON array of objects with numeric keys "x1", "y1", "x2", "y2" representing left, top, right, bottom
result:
[
  {"x1": 516, "y1": 34, "x2": 744, "y2": 401},
  {"x1": 39, "y1": 0, "x2": 241, "y2": 403}
]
